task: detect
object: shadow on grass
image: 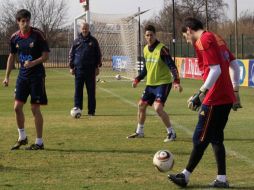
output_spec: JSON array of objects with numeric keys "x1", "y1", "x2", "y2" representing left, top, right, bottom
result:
[
  {"x1": 0, "y1": 184, "x2": 14, "y2": 188},
  {"x1": 0, "y1": 165, "x2": 34, "y2": 172},
  {"x1": 187, "y1": 184, "x2": 254, "y2": 189},
  {"x1": 71, "y1": 113, "x2": 195, "y2": 117},
  {"x1": 224, "y1": 138, "x2": 254, "y2": 143},
  {"x1": 45, "y1": 148, "x2": 190, "y2": 156}
]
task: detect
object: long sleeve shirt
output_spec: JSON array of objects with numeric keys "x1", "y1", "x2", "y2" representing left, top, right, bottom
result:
[{"x1": 136, "y1": 40, "x2": 180, "y2": 84}]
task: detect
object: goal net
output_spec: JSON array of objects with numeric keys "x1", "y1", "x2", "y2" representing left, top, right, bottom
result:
[{"x1": 74, "y1": 11, "x2": 141, "y2": 80}]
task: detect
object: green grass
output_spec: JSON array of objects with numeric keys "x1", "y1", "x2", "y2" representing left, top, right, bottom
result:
[{"x1": 0, "y1": 68, "x2": 254, "y2": 190}]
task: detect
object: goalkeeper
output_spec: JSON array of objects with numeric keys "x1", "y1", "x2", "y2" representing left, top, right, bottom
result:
[
  {"x1": 169, "y1": 17, "x2": 241, "y2": 188},
  {"x1": 127, "y1": 24, "x2": 182, "y2": 142}
]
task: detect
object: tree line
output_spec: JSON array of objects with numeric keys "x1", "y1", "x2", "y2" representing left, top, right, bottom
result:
[{"x1": 0, "y1": 0, "x2": 71, "y2": 48}]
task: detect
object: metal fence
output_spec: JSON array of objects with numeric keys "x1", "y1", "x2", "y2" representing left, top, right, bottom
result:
[
  {"x1": 168, "y1": 34, "x2": 254, "y2": 59},
  {"x1": 0, "y1": 43, "x2": 9, "y2": 69},
  {"x1": 0, "y1": 45, "x2": 71, "y2": 69},
  {"x1": 1, "y1": 34, "x2": 254, "y2": 69},
  {"x1": 46, "y1": 48, "x2": 69, "y2": 68}
]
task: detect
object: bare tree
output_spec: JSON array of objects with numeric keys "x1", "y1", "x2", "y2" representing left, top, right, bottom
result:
[
  {"x1": 0, "y1": 0, "x2": 68, "y2": 47},
  {"x1": 217, "y1": 10, "x2": 254, "y2": 39},
  {"x1": 175, "y1": 0, "x2": 228, "y2": 21},
  {"x1": 238, "y1": 10, "x2": 254, "y2": 35},
  {"x1": 0, "y1": 1, "x2": 19, "y2": 38},
  {"x1": 22, "y1": 0, "x2": 68, "y2": 46},
  {"x1": 143, "y1": 0, "x2": 228, "y2": 36}
]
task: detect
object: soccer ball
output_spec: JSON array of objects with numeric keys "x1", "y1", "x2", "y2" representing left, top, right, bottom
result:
[
  {"x1": 153, "y1": 150, "x2": 174, "y2": 172},
  {"x1": 70, "y1": 107, "x2": 82, "y2": 118},
  {"x1": 115, "y1": 74, "x2": 121, "y2": 80}
]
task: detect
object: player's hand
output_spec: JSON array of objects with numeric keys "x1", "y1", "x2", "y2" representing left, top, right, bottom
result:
[
  {"x1": 232, "y1": 91, "x2": 243, "y2": 111},
  {"x1": 70, "y1": 68, "x2": 75, "y2": 75},
  {"x1": 95, "y1": 68, "x2": 100, "y2": 76},
  {"x1": 173, "y1": 82, "x2": 183, "y2": 93},
  {"x1": 132, "y1": 79, "x2": 139, "y2": 88},
  {"x1": 3, "y1": 78, "x2": 9, "y2": 87},
  {"x1": 24, "y1": 60, "x2": 35, "y2": 68},
  {"x1": 187, "y1": 91, "x2": 206, "y2": 111}
]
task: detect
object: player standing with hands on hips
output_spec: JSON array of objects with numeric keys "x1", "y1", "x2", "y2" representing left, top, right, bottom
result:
[
  {"x1": 127, "y1": 25, "x2": 183, "y2": 142},
  {"x1": 169, "y1": 18, "x2": 241, "y2": 188},
  {"x1": 3, "y1": 9, "x2": 50, "y2": 150},
  {"x1": 69, "y1": 22, "x2": 102, "y2": 116}
]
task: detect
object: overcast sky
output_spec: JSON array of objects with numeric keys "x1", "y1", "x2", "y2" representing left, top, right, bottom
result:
[{"x1": 68, "y1": 0, "x2": 254, "y2": 22}]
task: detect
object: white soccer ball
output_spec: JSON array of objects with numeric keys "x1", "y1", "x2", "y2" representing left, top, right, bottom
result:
[
  {"x1": 153, "y1": 150, "x2": 174, "y2": 172},
  {"x1": 115, "y1": 74, "x2": 121, "y2": 80},
  {"x1": 70, "y1": 107, "x2": 82, "y2": 118}
]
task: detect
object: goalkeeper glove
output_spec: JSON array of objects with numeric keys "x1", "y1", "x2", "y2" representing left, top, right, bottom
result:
[{"x1": 187, "y1": 89, "x2": 207, "y2": 111}]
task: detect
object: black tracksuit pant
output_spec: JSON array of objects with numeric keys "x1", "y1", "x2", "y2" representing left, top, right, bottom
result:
[
  {"x1": 74, "y1": 68, "x2": 96, "y2": 114},
  {"x1": 186, "y1": 104, "x2": 232, "y2": 175}
]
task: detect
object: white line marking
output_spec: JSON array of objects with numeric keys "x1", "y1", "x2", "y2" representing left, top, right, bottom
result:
[{"x1": 51, "y1": 69, "x2": 254, "y2": 167}]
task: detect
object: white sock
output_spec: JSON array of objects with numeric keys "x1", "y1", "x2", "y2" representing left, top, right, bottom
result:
[
  {"x1": 18, "y1": 128, "x2": 26, "y2": 141},
  {"x1": 216, "y1": 175, "x2": 227, "y2": 182},
  {"x1": 35, "y1": 138, "x2": 43, "y2": 146},
  {"x1": 182, "y1": 169, "x2": 191, "y2": 182},
  {"x1": 166, "y1": 126, "x2": 175, "y2": 134},
  {"x1": 136, "y1": 123, "x2": 144, "y2": 134}
]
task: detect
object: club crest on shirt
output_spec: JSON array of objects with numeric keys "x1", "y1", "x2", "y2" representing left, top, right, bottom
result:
[
  {"x1": 89, "y1": 42, "x2": 93, "y2": 46},
  {"x1": 29, "y1": 42, "x2": 34, "y2": 48}
]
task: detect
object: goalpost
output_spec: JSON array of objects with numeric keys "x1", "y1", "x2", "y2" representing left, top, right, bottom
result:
[{"x1": 74, "y1": 0, "x2": 147, "y2": 80}]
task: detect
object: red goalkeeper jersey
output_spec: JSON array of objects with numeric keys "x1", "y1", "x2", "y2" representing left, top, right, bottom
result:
[{"x1": 194, "y1": 31, "x2": 236, "y2": 106}]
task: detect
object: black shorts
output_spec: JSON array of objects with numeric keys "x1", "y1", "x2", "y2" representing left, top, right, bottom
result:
[
  {"x1": 15, "y1": 77, "x2": 48, "y2": 105},
  {"x1": 140, "y1": 83, "x2": 172, "y2": 106},
  {"x1": 192, "y1": 104, "x2": 232, "y2": 145}
]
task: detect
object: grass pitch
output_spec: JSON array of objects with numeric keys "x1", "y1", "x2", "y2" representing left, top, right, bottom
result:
[{"x1": 0, "y1": 68, "x2": 253, "y2": 190}]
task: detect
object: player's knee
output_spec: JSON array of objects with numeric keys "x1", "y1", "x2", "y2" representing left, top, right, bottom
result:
[
  {"x1": 154, "y1": 103, "x2": 163, "y2": 115},
  {"x1": 138, "y1": 101, "x2": 147, "y2": 112},
  {"x1": 192, "y1": 136, "x2": 203, "y2": 147},
  {"x1": 193, "y1": 139, "x2": 209, "y2": 152},
  {"x1": 14, "y1": 105, "x2": 22, "y2": 113},
  {"x1": 155, "y1": 107, "x2": 163, "y2": 115},
  {"x1": 31, "y1": 104, "x2": 41, "y2": 115},
  {"x1": 212, "y1": 141, "x2": 225, "y2": 148},
  {"x1": 14, "y1": 102, "x2": 23, "y2": 113}
]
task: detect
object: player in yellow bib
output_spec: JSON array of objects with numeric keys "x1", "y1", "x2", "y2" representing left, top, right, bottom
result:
[{"x1": 127, "y1": 25, "x2": 183, "y2": 142}]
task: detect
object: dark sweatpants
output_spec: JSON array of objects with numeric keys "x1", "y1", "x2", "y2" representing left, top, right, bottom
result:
[
  {"x1": 186, "y1": 104, "x2": 232, "y2": 175},
  {"x1": 74, "y1": 69, "x2": 96, "y2": 114}
]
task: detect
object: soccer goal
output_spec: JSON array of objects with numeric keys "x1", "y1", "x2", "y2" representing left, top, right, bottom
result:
[{"x1": 74, "y1": 9, "x2": 144, "y2": 80}]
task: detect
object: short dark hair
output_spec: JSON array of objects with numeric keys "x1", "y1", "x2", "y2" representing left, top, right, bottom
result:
[
  {"x1": 16, "y1": 9, "x2": 31, "y2": 21},
  {"x1": 182, "y1": 17, "x2": 204, "y2": 33},
  {"x1": 145, "y1": 24, "x2": 156, "y2": 33}
]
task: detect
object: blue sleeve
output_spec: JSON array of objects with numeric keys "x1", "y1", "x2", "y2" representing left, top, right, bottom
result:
[
  {"x1": 10, "y1": 37, "x2": 17, "y2": 54},
  {"x1": 161, "y1": 46, "x2": 180, "y2": 83},
  {"x1": 94, "y1": 38, "x2": 102, "y2": 67},
  {"x1": 37, "y1": 32, "x2": 50, "y2": 53},
  {"x1": 69, "y1": 40, "x2": 77, "y2": 69}
]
